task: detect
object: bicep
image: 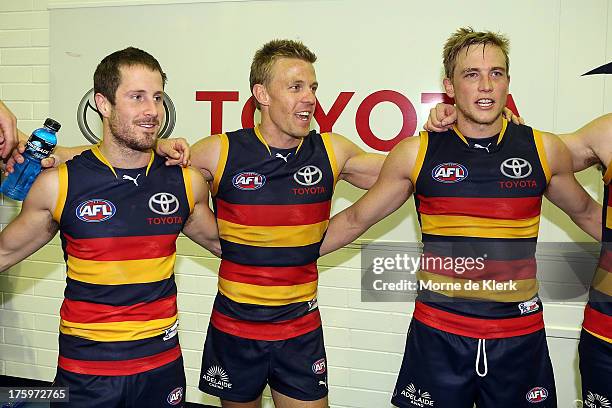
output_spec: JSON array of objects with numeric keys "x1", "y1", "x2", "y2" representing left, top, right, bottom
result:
[
  {"x1": 0, "y1": 174, "x2": 58, "y2": 270},
  {"x1": 190, "y1": 136, "x2": 221, "y2": 182},
  {"x1": 544, "y1": 135, "x2": 594, "y2": 213},
  {"x1": 182, "y1": 167, "x2": 218, "y2": 241}
]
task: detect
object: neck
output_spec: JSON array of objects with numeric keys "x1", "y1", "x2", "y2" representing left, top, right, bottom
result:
[
  {"x1": 456, "y1": 114, "x2": 503, "y2": 138},
  {"x1": 98, "y1": 137, "x2": 152, "y2": 169},
  {"x1": 258, "y1": 118, "x2": 303, "y2": 149}
]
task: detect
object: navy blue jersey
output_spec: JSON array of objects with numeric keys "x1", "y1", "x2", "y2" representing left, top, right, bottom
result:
[
  {"x1": 53, "y1": 146, "x2": 193, "y2": 375},
  {"x1": 412, "y1": 120, "x2": 550, "y2": 338},
  {"x1": 210, "y1": 126, "x2": 337, "y2": 340}
]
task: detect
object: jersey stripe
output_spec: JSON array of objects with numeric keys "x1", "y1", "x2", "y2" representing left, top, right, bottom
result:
[
  {"x1": 66, "y1": 254, "x2": 175, "y2": 285},
  {"x1": 216, "y1": 198, "x2": 331, "y2": 226},
  {"x1": 219, "y1": 260, "x2": 317, "y2": 286},
  {"x1": 218, "y1": 219, "x2": 328, "y2": 247},
  {"x1": 218, "y1": 277, "x2": 318, "y2": 306},
  {"x1": 64, "y1": 233, "x2": 178, "y2": 261},
  {"x1": 60, "y1": 294, "x2": 177, "y2": 323},
  {"x1": 414, "y1": 301, "x2": 544, "y2": 339},
  {"x1": 417, "y1": 195, "x2": 542, "y2": 219},
  {"x1": 420, "y1": 213, "x2": 540, "y2": 238},
  {"x1": 210, "y1": 309, "x2": 321, "y2": 341},
  {"x1": 58, "y1": 344, "x2": 181, "y2": 376}
]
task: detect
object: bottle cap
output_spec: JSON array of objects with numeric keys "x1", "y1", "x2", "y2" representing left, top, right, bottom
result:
[{"x1": 43, "y1": 118, "x2": 61, "y2": 132}]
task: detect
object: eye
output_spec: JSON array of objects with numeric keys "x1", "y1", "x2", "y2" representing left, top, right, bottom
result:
[
  {"x1": 290, "y1": 84, "x2": 301, "y2": 91},
  {"x1": 491, "y1": 70, "x2": 505, "y2": 77},
  {"x1": 131, "y1": 94, "x2": 143, "y2": 101},
  {"x1": 465, "y1": 72, "x2": 478, "y2": 79},
  {"x1": 154, "y1": 95, "x2": 163, "y2": 102}
]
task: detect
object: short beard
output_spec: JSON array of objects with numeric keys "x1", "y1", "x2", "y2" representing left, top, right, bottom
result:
[{"x1": 109, "y1": 111, "x2": 157, "y2": 152}]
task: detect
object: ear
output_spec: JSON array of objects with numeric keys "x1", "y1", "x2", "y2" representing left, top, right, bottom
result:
[
  {"x1": 252, "y1": 84, "x2": 270, "y2": 108},
  {"x1": 94, "y1": 93, "x2": 112, "y2": 118},
  {"x1": 443, "y1": 78, "x2": 455, "y2": 99}
]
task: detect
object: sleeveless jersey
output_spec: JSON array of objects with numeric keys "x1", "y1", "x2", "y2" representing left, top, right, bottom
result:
[
  {"x1": 412, "y1": 120, "x2": 551, "y2": 339},
  {"x1": 210, "y1": 126, "x2": 337, "y2": 340},
  {"x1": 53, "y1": 147, "x2": 194, "y2": 375},
  {"x1": 582, "y1": 161, "x2": 612, "y2": 343}
]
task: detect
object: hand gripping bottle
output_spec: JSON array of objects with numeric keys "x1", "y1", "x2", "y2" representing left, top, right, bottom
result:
[{"x1": 1, "y1": 118, "x2": 61, "y2": 201}]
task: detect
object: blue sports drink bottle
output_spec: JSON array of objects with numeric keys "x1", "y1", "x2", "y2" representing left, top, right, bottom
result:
[{"x1": 1, "y1": 118, "x2": 61, "y2": 201}]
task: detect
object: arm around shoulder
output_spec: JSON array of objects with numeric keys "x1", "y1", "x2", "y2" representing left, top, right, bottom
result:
[
  {"x1": 181, "y1": 166, "x2": 220, "y2": 257},
  {"x1": 541, "y1": 132, "x2": 602, "y2": 241},
  {"x1": 320, "y1": 136, "x2": 420, "y2": 255},
  {"x1": 190, "y1": 134, "x2": 223, "y2": 182},
  {"x1": 329, "y1": 133, "x2": 385, "y2": 189}
]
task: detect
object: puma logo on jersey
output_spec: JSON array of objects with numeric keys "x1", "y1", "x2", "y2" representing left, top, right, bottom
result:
[
  {"x1": 275, "y1": 152, "x2": 291, "y2": 162},
  {"x1": 473, "y1": 142, "x2": 492, "y2": 153},
  {"x1": 122, "y1": 174, "x2": 141, "y2": 186}
]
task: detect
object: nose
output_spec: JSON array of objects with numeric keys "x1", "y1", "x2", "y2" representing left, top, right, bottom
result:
[
  {"x1": 303, "y1": 88, "x2": 316, "y2": 105},
  {"x1": 143, "y1": 98, "x2": 158, "y2": 117},
  {"x1": 479, "y1": 75, "x2": 493, "y2": 92}
]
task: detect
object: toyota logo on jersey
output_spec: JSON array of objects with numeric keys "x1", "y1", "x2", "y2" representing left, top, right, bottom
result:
[
  {"x1": 294, "y1": 165, "x2": 323, "y2": 186},
  {"x1": 148, "y1": 193, "x2": 180, "y2": 215},
  {"x1": 500, "y1": 157, "x2": 532, "y2": 179},
  {"x1": 432, "y1": 163, "x2": 468, "y2": 183},
  {"x1": 76, "y1": 199, "x2": 116, "y2": 223},
  {"x1": 232, "y1": 172, "x2": 266, "y2": 190}
]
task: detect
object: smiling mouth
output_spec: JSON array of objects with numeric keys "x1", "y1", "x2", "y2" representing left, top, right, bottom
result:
[
  {"x1": 476, "y1": 99, "x2": 494, "y2": 108},
  {"x1": 136, "y1": 122, "x2": 159, "y2": 129},
  {"x1": 295, "y1": 111, "x2": 311, "y2": 121}
]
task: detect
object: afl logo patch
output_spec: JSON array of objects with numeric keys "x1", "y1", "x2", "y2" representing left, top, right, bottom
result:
[
  {"x1": 166, "y1": 387, "x2": 183, "y2": 406},
  {"x1": 432, "y1": 163, "x2": 468, "y2": 183},
  {"x1": 526, "y1": 387, "x2": 548, "y2": 403},
  {"x1": 76, "y1": 199, "x2": 116, "y2": 222},
  {"x1": 232, "y1": 172, "x2": 266, "y2": 190},
  {"x1": 312, "y1": 358, "x2": 326, "y2": 374}
]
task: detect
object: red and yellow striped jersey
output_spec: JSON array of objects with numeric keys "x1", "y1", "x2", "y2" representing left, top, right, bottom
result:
[
  {"x1": 412, "y1": 120, "x2": 550, "y2": 338},
  {"x1": 54, "y1": 147, "x2": 193, "y2": 375},
  {"x1": 210, "y1": 126, "x2": 337, "y2": 340}
]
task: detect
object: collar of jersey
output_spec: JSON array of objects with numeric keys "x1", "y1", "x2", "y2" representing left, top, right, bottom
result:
[
  {"x1": 91, "y1": 144, "x2": 155, "y2": 178},
  {"x1": 603, "y1": 158, "x2": 612, "y2": 184},
  {"x1": 452, "y1": 118, "x2": 508, "y2": 146},
  {"x1": 254, "y1": 124, "x2": 304, "y2": 156}
]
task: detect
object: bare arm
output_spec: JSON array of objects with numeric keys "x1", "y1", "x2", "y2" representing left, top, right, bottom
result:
[
  {"x1": 320, "y1": 137, "x2": 420, "y2": 255},
  {"x1": 424, "y1": 104, "x2": 524, "y2": 132},
  {"x1": 330, "y1": 133, "x2": 385, "y2": 189},
  {"x1": 542, "y1": 132, "x2": 602, "y2": 240},
  {"x1": 181, "y1": 166, "x2": 221, "y2": 257},
  {"x1": 560, "y1": 113, "x2": 612, "y2": 171},
  {"x1": 0, "y1": 100, "x2": 18, "y2": 159},
  {"x1": 190, "y1": 134, "x2": 222, "y2": 182},
  {"x1": 0, "y1": 169, "x2": 59, "y2": 271}
]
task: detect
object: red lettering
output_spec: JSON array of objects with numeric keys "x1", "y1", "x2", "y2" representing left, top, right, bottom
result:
[
  {"x1": 195, "y1": 91, "x2": 239, "y2": 135},
  {"x1": 355, "y1": 90, "x2": 416, "y2": 152},
  {"x1": 241, "y1": 96, "x2": 256, "y2": 129},
  {"x1": 314, "y1": 92, "x2": 354, "y2": 132},
  {"x1": 196, "y1": 90, "x2": 522, "y2": 152}
]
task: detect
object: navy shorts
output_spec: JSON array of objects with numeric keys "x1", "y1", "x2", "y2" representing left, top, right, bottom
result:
[
  {"x1": 579, "y1": 329, "x2": 612, "y2": 404},
  {"x1": 391, "y1": 319, "x2": 556, "y2": 408},
  {"x1": 51, "y1": 356, "x2": 186, "y2": 408},
  {"x1": 199, "y1": 324, "x2": 328, "y2": 402}
]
